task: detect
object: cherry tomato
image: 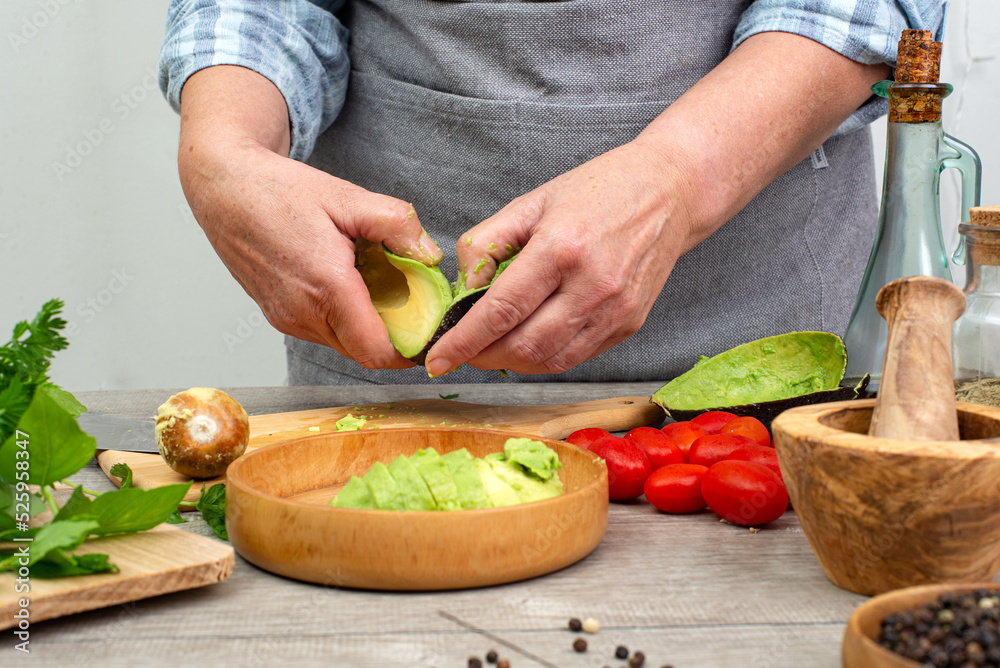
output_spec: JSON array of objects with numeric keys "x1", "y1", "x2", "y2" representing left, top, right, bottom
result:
[
  {"x1": 565, "y1": 427, "x2": 611, "y2": 449},
  {"x1": 691, "y1": 411, "x2": 740, "y2": 434},
  {"x1": 625, "y1": 427, "x2": 685, "y2": 471},
  {"x1": 688, "y1": 434, "x2": 759, "y2": 468},
  {"x1": 589, "y1": 436, "x2": 652, "y2": 501},
  {"x1": 643, "y1": 464, "x2": 709, "y2": 513},
  {"x1": 702, "y1": 460, "x2": 788, "y2": 526},
  {"x1": 719, "y1": 416, "x2": 771, "y2": 447},
  {"x1": 660, "y1": 421, "x2": 707, "y2": 461},
  {"x1": 726, "y1": 445, "x2": 783, "y2": 480}
]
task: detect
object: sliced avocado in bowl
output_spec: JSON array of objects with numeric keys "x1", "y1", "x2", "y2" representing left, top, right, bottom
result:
[
  {"x1": 357, "y1": 240, "x2": 516, "y2": 365},
  {"x1": 651, "y1": 331, "x2": 867, "y2": 429}
]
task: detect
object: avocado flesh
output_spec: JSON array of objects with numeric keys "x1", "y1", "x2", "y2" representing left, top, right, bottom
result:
[
  {"x1": 484, "y1": 453, "x2": 563, "y2": 504},
  {"x1": 358, "y1": 240, "x2": 518, "y2": 365},
  {"x1": 409, "y1": 449, "x2": 462, "y2": 511},
  {"x1": 362, "y1": 462, "x2": 407, "y2": 510},
  {"x1": 472, "y1": 459, "x2": 521, "y2": 508},
  {"x1": 652, "y1": 332, "x2": 858, "y2": 428},
  {"x1": 388, "y1": 455, "x2": 438, "y2": 511},
  {"x1": 333, "y1": 438, "x2": 563, "y2": 510},
  {"x1": 331, "y1": 475, "x2": 374, "y2": 509},
  {"x1": 440, "y1": 448, "x2": 491, "y2": 509},
  {"x1": 357, "y1": 241, "x2": 452, "y2": 359},
  {"x1": 503, "y1": 437, "x2": 562, "y2": 481}
]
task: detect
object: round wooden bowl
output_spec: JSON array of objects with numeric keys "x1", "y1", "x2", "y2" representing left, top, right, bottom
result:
[
  {"x1": 224, "y1": 428, "x2": 608, "y2": 590},
  {"x1": 843, "y1": 581, "x2": 1000, "y2": 667},
  {"x1": 772, "y1": 399, "x2": 1000, "y2": 596}
]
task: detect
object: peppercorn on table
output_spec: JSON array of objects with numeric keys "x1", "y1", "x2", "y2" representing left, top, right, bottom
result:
[{"x1": 5, "y1": 383, "x2": 874, "y2": 668}]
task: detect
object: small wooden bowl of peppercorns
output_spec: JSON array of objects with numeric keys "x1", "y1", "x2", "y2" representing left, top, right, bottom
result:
[{"x1": 843, "y1": 582, "x2": 1000, "y2": 667}]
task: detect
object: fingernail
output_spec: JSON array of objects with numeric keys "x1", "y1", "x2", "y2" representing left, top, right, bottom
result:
[{"x1": 426, "y1": 358, "x2": 451, "y2": 378}]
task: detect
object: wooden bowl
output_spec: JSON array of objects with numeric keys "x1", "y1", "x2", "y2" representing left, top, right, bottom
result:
[
  {"x1": 772, "y1": 399, "x2": 1000, "y2": 596},
  {"x1": 843, "y1": 581, "x2": 1000, "y2": 667},
  {"x1": 225, "y1": 428, "x2": 608, "y2": 590}
]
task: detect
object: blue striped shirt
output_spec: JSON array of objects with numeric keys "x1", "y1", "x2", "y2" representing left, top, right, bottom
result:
[{"x1": 158, "y1": 0, "x2": 946, "y2": 161}]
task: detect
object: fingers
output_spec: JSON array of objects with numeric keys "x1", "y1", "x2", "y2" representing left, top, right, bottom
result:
[
  {"x1": 455, "y1": 197, "x2": 536, "y2": 290},
  {"x1": 425, "y1": 245, "x2": 561, "y2": 377},
  {"x1": 320, "y1": 182, "x2": 443, "y2": 267}
]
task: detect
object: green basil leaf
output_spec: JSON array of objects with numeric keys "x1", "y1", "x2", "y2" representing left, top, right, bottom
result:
[
  {"x1": 165, "y1": 509, "x2": 185, "y2": 524},
  {"x1": 0, "y1": 525, "x2": 40, "y2": 541},
  {"x1": 42, "y1": 383, "x2": 86, "y2": 418},
  {"x1": 109, "y1": 462, "x2": 133, "y2": 489},
  {"x1": 28, "y1": 550, "x2": 118, "y2": 579},
  {"x1": 52, "y1": 486, "x2": 96, "y2": 523},
  {"x1": 0, "y1": 519, "x2": 99, "y2": 570},
  {"x1": 0, "y1": 385, "x2": 96, "y2": 485},
  {"x1": 196, "y1": 483, "x2": 228, "y2": 541},
  {"x1": 54, "y1": 483, "x2": 191, "y2": 536}
]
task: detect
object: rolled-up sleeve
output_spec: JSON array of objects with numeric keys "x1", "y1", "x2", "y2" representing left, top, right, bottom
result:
[
  {"x1": 733, "y1": 0, "x2": 947, "y2": 134},
  {"x1": 158, "y1": 0, "x2": 350, "y2": 161}
]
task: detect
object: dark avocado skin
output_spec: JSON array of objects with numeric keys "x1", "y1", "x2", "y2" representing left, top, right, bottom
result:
[
  {"x1": 409, "y1": 288, "x2": 488, "y2": 366},
  {"x1": 659, "y1": 375, "x2": 870, "y2": 430}
]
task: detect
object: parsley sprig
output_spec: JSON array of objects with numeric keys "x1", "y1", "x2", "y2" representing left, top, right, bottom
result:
[{"x1": 0, "y1": 300, "x2": 191, "y2": 578}]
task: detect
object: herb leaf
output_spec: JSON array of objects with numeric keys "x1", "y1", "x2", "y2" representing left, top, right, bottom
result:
[
  {"x1": 0, "y1": 299, "x2": 69, "y2": 444},
  {"x1": 0, "y1": 384, "x2": 96, "y2": 486},
  {"x1": 439, "y1": 393, "x2": 459, "y2": 400},
  {"x1": 53, "y1": 483, "x2": 192, "y2": 536},
  {"x1": 0, "y1": 519, "x2": 99, "y2": 570},
  {"x1": 29, "y1": 551, "x2": 118, "y2": 578},
  {"x1": 109, "y1": 462, "x2": 133, "y2": 489},
  {"x1": 196, "y1": 483, "x2": 228, "y2": 541},
  {"x1": 165, "y1": 509, "x2": 185, "y2": 524}
]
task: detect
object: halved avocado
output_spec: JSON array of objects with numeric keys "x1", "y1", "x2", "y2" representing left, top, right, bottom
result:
[
  {"x1": 357, "y1": 240, "x2": 517, "y2": 365},
  {"x1": 356, "y1": 241, "x2": 452, "y2": 359},
  {"x1": 652, "y1": 332, "x2": 864, "y2": 429}
]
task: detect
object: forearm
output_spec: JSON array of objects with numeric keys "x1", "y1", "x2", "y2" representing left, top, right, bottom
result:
[
  {"x1": 180, "y1": 65, "x2": 291, "y2": 159},
  {"x1": 636, "y1": 31, "x2": 891, "y2": 252}
]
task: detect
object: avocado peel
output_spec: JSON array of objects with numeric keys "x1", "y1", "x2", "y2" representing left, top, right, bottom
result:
[{"x1": 652, "y1": 332, "x2": 865, "y2": 429}]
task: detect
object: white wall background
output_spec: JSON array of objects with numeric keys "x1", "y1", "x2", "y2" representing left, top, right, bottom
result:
[{"x1": 1, "y1": 0, "x2": 998, "y2": 392}]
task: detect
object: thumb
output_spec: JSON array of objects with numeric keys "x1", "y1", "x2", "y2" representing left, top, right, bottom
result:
[{"x1": 321, "y1": 181, "x2": 443, "y2": 266}]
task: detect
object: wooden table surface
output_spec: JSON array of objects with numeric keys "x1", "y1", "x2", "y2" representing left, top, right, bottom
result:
[{"x1": 5, "y1": 383, "x2": 867, "y2": 668}]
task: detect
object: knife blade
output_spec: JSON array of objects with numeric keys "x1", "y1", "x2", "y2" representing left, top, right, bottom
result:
[{"x1": 77, "y1": 413, "x2": 160, "y2": 453}]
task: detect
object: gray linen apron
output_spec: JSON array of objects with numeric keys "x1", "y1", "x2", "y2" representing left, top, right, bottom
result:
[{"x1": 290, "y1": 0, "x2": 878, "y2": 385}]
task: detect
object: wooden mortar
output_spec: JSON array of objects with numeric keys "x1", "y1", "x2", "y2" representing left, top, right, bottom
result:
[{"x1": 772, "y1": 276, "x2": 1000, "y2": 596}]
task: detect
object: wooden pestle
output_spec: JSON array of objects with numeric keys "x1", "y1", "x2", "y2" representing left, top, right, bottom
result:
[{"x1": 869, "y1": 276, "x2": 967, "y2": 440}]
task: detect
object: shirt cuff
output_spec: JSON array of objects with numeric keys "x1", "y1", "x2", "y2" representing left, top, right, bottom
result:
[{"x1": 158, "y1": 0, "x2": 350, "y2": 161}]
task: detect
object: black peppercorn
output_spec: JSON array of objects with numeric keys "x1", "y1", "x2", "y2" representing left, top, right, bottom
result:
[
  {"x1": 568, "y1": 618, "x2": 583, "y2": 632},
  {"x1": 486, "y1": 650, "x2": 498, "y2": 664},
  {"x1": 573, "y1": 638, "x2": 587, "y2": 653},
  {"x1": 615, "y1": 646, "x2": 629, "y2": 659},
  {"x1": 469, "y1": 658, "x2": 483, "y2": 668},
  {"x1": 628, "y1": 651, "x2": 645, "y2": 668}
]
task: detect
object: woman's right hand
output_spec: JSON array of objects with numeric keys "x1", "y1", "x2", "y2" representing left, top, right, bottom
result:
[{"x1": 177, "y1": 66, "x2": 442, "y2": 369}]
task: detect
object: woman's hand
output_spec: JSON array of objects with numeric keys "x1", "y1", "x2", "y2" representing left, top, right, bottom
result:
[
  {"x1": 425, "y1": 139, "x2": 690, "y2": 377},
  {"x1": 178, "y1": 66, "x2": 442, "y2": 369}
]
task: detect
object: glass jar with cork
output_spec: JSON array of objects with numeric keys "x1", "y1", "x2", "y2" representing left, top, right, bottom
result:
[{"x1": 954, "y1": 206, "x2": 1000, "y2": 408}]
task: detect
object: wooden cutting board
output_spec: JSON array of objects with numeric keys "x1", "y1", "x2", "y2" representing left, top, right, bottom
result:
[
  {"x1": 0, "y1": 523, "x2": 234, "y2": 629},
  {"x1": 97, "y1": 396, "x2": 662, "y2": 506}
]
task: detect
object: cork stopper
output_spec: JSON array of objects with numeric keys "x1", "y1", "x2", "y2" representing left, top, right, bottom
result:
[
  {"x1": 895, "y1": 29, "x2": 942, "y2": 83},
  {"x1": 970, "y1": 206, "x2": 1000, "y2": 229},
  {"x1": 966, "y1": 207, "x2": 1000, "y2": 266},
  {"x1": 889, "y1": 29, "x2": 945, "y2": 123}
]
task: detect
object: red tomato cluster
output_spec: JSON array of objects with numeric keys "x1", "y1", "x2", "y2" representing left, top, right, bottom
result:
[{"x1": 566, "y1": 411, "x2": 788, "y2": 526}]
